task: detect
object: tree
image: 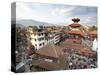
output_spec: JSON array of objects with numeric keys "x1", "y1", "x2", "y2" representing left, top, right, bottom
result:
[{"x1": 89, "y1": 26, "x2": 97, "y2": 31}]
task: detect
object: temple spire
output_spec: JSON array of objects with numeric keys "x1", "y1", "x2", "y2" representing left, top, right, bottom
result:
[{"x1": 72, "y1": 18, "x2": 80, "y2": 23}]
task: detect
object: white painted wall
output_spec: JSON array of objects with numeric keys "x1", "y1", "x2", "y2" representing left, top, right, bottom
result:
[{"x1": 92, "y1": 38, "x2": 98, "y2": 51}]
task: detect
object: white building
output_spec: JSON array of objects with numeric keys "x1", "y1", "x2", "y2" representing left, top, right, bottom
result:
[
  {"x1": 46, "y1": 32, "x2": 55, "y2": 44},
  {"x1": 54, "y1": 31, "x2": 60, "y2": 44},
  {"x1": 92, "y1": 38, "x2": 97, "y2": 51},
  {"x1": 27, "y1": 26, "x2": 46, "y2": 50},
  {"x1": 30, "y1": 31, "x2": 45, "y2": 50},
  {"x1": 27, "y1": 26, "x2": 61, "y2": 50},
  {"x1": 46, "y1": 31, "x2": 61, "y2": 45}
]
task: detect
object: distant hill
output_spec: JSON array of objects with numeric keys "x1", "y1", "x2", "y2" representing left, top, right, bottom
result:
[
  {"x1": 11, "y1": 20, "x2": 25, "y2": 28},
  {"x1": 16, "y1": 19, "x2": 53, "y2": 27},
  {"x1": 16, "y1": 24, "x2": 25, "y2": 28}
]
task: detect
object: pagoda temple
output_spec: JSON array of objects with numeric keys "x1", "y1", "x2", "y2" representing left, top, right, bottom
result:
[{"x1": 67, "y1": 18, "x2": 86, "y2": 44}]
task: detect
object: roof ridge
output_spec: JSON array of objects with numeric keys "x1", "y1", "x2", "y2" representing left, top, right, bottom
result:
[{"x1": 51, "y1": 44, "x2": 58, "y2": 58}]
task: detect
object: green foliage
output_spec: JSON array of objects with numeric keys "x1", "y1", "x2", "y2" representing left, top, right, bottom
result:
[{"x1": 89, "y1": 26, "x2": 97, "y2": 31}]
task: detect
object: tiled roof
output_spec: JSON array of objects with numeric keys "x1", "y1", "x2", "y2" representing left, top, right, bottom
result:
[
  {"x1": 69, "y1": 23, "x2": 81, "y2": 27},
  {"x1": 69, "y1": 18, "x2": 81, "y2": 27},
  {"x1": 32, "y1": 54, "x2": 68, "y2": 70},
  {"x1": 60, "y1": 40, "x2": 95, "y2": 57},
  {"x1": 65, "y1": 39, "x2": 81, "y2": 44},
  {"x1": 35, "y1": 44, "x2": 63, "y2": 59},
  {"x1": 67, "y1": 30, "x2": 84, "y2": 36},
  {"x1": 32, "y1": 60, "x2": 61, "y2": 70}
]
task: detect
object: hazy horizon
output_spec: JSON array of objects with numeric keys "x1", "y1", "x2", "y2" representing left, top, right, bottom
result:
[{"x1": 16, "y1": 2, "x2": 97, "y2": 26}]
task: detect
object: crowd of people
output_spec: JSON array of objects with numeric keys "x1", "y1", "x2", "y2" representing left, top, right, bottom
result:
[{"x1": 64, "y1": 48, "x2": 97, "y2": 69}]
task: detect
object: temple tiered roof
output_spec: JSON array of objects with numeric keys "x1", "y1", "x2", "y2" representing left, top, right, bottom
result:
[{"x1": 69, "y1": 18, "x2": 81, "y2": 27}]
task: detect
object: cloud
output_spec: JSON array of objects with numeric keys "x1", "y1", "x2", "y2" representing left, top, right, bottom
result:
[
  {"x1": 16, "y1": 2, "x2": 97, "y2": 26},
  {"x1": 51, "y1": 6, "x2": 75, "y2": 17},
  {"x1": 16, "y1": 2, "x2": 34, "y2": 20},
  {"x1": 84, "y1": 16, "x2": 97, "y2": 25},
  {"x1": 70, "y1": 6, "x2": 97, "y2": 16}
]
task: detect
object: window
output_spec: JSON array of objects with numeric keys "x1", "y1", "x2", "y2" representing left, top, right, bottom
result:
[
  {"x1": 38, "y1": 38, "x2": 41, "y2": 41},
  {"x1": 35, "y1": 44, "x2": 37, "y2": 46},
  {"x1": 38, "y1": 33, "x2": 41, "y2": 36},
  {"x1": 30, "y1": 38, "x2": 31, "y2": 40},
  {"x1": 39, "y1": 43, "x2": 42, "y2": 46},
  {"x1": 34, "y1": 39, "x2": 37, "y2": 41},
  {"x1": 42, "y1": 38, "x2": 44, "y2": 40},
  {"x1": 38, "y1": 38, "x2": 44, "y2": 41},
  {"x1": 43, "y1": 42, "x2": 45, "y2": 45},
  {"x1": 76, "y1": 35, "x2": 79, "y2": 39},
  {"x1": 42, "y1": 33, "x2": 44, "y2": 35}
]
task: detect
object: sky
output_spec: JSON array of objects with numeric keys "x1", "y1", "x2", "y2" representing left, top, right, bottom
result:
[{"x1": 16, "y1": 2, "x2": 97, "y2": 26}]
